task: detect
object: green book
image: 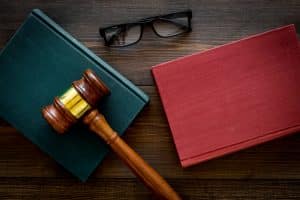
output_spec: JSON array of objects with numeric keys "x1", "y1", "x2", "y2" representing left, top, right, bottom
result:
[{"x1": 0, "y1": 9, "x2": 149, "y2": 181}]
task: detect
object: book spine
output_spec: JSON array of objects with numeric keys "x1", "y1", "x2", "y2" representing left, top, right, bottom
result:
[{"x1": 31, "y1": 9, "x2": 149, "y2": 103}]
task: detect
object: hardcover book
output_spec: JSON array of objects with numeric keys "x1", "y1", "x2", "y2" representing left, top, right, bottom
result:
[
  {"x1": 0, "y1": 9, "x2": 149, "y2": 181},
  {"x1": 152, "y1": 25, "x2": 300, "y2": 167}
]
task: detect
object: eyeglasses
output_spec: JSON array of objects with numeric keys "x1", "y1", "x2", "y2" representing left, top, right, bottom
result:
[{"x1": 99, "y1": 10, "x2": 192, "y2": 47}]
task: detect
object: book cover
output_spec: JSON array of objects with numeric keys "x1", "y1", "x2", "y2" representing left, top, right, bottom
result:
[
  {"x1": 0, "y1": 9, "x2": 149, "y2": 181},
  {"x1": 152, "y1": 25, "x2": 300, "y2": 167}
]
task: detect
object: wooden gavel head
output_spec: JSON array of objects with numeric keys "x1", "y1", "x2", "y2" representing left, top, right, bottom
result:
[{"x1": 42, "y1": 69, "x2": 110, "y2": 133}]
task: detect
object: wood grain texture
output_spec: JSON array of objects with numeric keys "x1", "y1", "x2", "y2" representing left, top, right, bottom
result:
[
  {"x1": 0, "y1": 0, "x2": 300, "y2": 199},
  {"x1": 0, "y1": 178, "x2": 300, "y2": 200}
]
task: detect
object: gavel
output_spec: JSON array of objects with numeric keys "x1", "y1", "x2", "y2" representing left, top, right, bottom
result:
[{"x1": 42, "y1": 69, "x2": 181, "y2": 200}]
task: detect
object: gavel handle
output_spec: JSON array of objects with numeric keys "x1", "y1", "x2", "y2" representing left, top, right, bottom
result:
[{"x1": 83, "y1": 109, "x2": 181, "y2": 200}]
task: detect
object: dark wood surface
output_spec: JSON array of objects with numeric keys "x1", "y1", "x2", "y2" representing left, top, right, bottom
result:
[{"x1": 0, "y1": 1, "x2": 300, "y2": 199}]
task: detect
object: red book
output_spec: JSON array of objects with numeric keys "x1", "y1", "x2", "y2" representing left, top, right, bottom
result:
[{"x1": 152, "y1": 25, "x2": 300, "y2": 167}]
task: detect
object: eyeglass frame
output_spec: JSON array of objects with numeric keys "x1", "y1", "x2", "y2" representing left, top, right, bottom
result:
[{"x1": 99, "y1": 10, "x2": 192, "y2": 47}]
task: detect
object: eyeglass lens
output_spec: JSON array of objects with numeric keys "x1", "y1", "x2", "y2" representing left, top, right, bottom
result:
[{"x1": 153, "y1": 16, "x2": 189, "y2": 37}]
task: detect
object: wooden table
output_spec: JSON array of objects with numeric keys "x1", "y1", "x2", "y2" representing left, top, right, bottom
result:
[{"x1": 0, "y1": 1, "x2": 300, "y2": 199}]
